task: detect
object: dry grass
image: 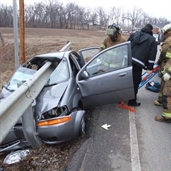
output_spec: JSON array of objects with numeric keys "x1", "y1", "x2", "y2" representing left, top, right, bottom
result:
[
  {"x1": 0, "y1": 28, "x2": 129, "y2": 91},
  {"x1": 0, "y1": 28, "x2": 108, "y2": 91}
]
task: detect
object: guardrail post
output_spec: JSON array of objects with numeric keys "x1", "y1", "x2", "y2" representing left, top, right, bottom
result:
[{"x1": 22, "y1": 104, "x2": 42, "y2": 148}]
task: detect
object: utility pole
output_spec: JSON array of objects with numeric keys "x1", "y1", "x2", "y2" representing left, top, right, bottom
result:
[
  {"x1": 19, "y1": 0, "x2": 26, "y2": 64},
  {"x1": 13, "y1": 0, "x2": 20, "y2": 69}
]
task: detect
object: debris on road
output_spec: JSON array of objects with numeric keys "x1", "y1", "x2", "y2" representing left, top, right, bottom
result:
[{"x1": 3, "y1": 149, "x2": 30, "y2": 165}]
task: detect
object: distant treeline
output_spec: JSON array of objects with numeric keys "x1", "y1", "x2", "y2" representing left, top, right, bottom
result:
[{"x1": 0, "y1": 1, "x2": 170, "y2": 29}]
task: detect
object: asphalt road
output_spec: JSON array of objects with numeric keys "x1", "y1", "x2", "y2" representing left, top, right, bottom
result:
[
  {"x1": 58, "y1": 44, "x2": 171, "y2": 171},
  {"x1": 66, "y1": 43, "x2": 171, "y2": 171},
  {"x1": 66, "y1": 74, "x2": 171, "y2": 171}
]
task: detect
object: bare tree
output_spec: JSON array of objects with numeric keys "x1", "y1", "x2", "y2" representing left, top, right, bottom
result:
[
  {"x1": 97, "y1": 7, "x2": 109, "y2": 29},
  {"x1": 25, "y1": 5, "x2": 36, "y2": 27},
  {"x1": 0, "y1": 1, "x2": 170, "y2": 29},
  {"x1": 125, "y1": 7, "x2": 145, "y2": 30},
  {"x1": 89, "y1": 9, "x2": 98, "y2": 26},
  {"x1": 109, "y1": 7, "x2": 122, "y2": 25},
  {"x1": 65, "y1": 3, "x2": 81, "y2": 29},
  {"x1": 56, "y1": 4, "x2": 67, "y2": 28},
  {"x1": 33, "y1": 3, "x2": 47, "y2": 28},
  {"x1": 44, "y1": 0, "x2": 61, "y2": 28},
  {"x1": 0, "y1": 4, "x2": 13, "y2": 27}
]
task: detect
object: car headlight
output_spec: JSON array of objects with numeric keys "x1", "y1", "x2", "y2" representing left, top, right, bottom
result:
[
  {"x1": 41, "y1": 105, "x2": 69, "y2": 120},
  {"x1": 37, "y1": 115, "x2": 71, "y2": 126}
]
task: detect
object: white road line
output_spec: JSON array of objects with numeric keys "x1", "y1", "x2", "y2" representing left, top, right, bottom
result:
[{"x1": 129, "y1": 111, "x2": 142, "y2": 171}]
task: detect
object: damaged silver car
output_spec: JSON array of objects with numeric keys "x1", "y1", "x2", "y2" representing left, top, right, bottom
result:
[{"x1": 0, "y1": 41, "x2": 134, "y2": 152}]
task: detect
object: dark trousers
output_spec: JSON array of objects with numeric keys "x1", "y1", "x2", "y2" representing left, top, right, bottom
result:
[{"x1": 132, "y1": 63, "x2": 142, "y2": 100}]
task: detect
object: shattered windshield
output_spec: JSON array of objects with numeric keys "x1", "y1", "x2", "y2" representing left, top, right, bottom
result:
[
  {"x1": 46, "y1": 59, "x2": 69, "y2": 85},
  {"x1": 7, "y1": 67, "x2": 36, "y2": 91}
]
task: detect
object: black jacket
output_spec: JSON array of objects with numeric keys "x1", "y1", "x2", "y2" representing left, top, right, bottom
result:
[{"x1": 128, "y1": 27, "x2": 158, "y2": 70}]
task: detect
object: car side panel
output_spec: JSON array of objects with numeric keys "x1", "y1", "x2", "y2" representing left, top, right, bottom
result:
[
  {"x1": 37, "y1": 110, "x2": 85, "y2": 144},
  {"x1": 78, "y1": 67, "x2": 134, "y2": 109}
]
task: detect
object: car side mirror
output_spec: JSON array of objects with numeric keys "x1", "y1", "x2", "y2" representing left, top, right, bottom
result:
[{"x1": 81, "y1": 70, "x2": 89, "y2": 79}]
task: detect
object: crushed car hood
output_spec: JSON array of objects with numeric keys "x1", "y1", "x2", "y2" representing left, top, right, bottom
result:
[{"x1": 35, "y1": 82, "x2": 68, "y2": 119}]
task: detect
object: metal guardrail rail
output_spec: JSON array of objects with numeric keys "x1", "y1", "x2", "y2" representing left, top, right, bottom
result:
[
  {"x1": 0, "y1": 42, "x2": 71, "y2": 145},
  {"x1": 0, "y1": 62, "x2": 53, "y2": 144}
]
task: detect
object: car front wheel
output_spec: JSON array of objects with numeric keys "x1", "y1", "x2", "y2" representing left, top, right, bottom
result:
[{"x1": 79, "y1": 117, "x2": 85, "y2": 137}]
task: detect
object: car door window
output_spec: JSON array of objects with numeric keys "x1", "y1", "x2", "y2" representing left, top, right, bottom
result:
[
  {"x1": 78, "y1": 47, "x2": 100, "y2": 63},
  {"x1": 86, "y1": 44, "x2": 128, "y2": 76}
]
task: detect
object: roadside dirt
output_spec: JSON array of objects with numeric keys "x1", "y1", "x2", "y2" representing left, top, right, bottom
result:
[{"x1": 0, "y1": 27, "x2": 129, "y2": 171}]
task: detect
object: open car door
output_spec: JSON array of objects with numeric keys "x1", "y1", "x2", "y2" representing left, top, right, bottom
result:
[
  {"x1": 78, "y1": 47, "x2": 100, "y2": 64},
  {"x1": 76, "y1": 41, "x2": 135, "y2": 109}
]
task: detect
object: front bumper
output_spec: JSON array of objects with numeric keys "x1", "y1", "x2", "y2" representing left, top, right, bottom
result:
[{"x1": 37, "y1": 110, "x2": 85, "y2": 144}]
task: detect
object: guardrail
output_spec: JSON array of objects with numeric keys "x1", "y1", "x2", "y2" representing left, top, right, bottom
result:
[{"x1": 0, "y1": 41, "x2": 71, "y2": 145}]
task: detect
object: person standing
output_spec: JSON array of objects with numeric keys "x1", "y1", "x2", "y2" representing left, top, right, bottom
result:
[
  {"x1": 127, "y1": 24, "x2": 158, "y2": 106},
  {"x1": 154, "y1": 24, "x2": 171, "y2": 122},
  {"x1": 99, "y1": 23, "x2": 126, "y2": 51},
  {"x1": 155, "y1": 45, "x2": 171, "y2": 122},
  {"x1": 154, "y1": 24, "x2": 171, "y2": 106}
]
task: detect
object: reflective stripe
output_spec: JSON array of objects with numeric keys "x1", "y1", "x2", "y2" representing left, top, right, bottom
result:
[
  {"x1": 166, "y1": 52, "x2": 171, "y2": 58},
  {"x1": 158, "y1": 92, "x2": 162, "y2": 97},
  {"x1": 132, "y1": 57, "x2": 145, "y2": 67},
  {"x1": 168, "y1": 67, "x2": 171, "y2": 72},
  {"x1": 100, "y1": 44, "x2": 106, "y2": 50},
  {"x1": 166, "y1": 67, "x2": 171, "y2": 75},
  {"x1": 148, "y1": 60, "x2": 155, "y2": 64},
  {"x1": 102, "y1": 61, "x2": 119, "y2": 68},
  {"x1": 162, "y1": 111, "x2": 171, "y2": 119}
]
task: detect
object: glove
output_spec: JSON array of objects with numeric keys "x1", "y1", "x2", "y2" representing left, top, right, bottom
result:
[
  {"x1": 146, "y1": 70, "x2": 152, "y2": 74},
  {"x1": 163, "y1": 73, "x2": 171, "y2": 81}
]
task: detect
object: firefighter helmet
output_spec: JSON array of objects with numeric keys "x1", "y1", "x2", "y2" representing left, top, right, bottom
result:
[
  {"x1": 162, "y1": 23, "x2": 171, "y2": 34},
  {"x1": 158, "y1": 23, "x2": 171, "y2": 42},
  {"x1": 106, "y1": 23, "x2": 121, "y2": 36}
]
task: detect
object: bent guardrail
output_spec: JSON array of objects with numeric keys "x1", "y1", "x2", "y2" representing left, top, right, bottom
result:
[
  {"x1": 0, "y1": 41, "x2": 71, "y2": 145},
  {"x1": 0, "y1": 62, "x2": 53, "y2": 144},
  {"x1": 60, "y1": 41, "x2": 71, "y2": 52}
]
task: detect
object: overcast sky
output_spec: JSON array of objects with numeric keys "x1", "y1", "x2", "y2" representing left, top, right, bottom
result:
[{"x1": 0, "y1": 0, "x2": 171, "y2": 21}]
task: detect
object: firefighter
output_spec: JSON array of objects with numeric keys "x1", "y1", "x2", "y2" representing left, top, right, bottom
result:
[
  {"x1": 154, "y1": 23, "x2": 171, "y2": 106},
  {"x1": 99, "y1": 23, "x2": 126, "y2": 51},
  {"x1": 96, "y1": 24, "x2": 127, "y2": 73},
  {"x1": 154, "y1": 25, "x2": 171, "y2": 122}
]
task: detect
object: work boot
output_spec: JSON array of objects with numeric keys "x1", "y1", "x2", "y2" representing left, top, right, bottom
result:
[
  {"x1": 154, "y1": 100, "x2": 162, "y2": 106},
  {"x1": 128, "y1": 99, "x2": 141, "y2": 107},
  {"x1": 154, "y1": 116, "x2": 171, "y2": 123}
]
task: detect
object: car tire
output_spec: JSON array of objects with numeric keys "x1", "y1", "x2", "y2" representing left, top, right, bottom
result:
[{"x1": 79, "y1": 117, "x2": 85, "y2": 137}]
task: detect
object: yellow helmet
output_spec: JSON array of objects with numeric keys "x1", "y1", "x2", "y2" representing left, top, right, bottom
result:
[
  {"x1": 162, "y1": 23, "x2": 171, "y2": 34},
  {"x1": 158, "y1": 23, "x2": 171, "y2": 42}
]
